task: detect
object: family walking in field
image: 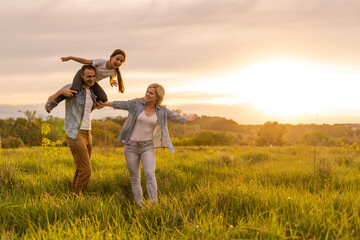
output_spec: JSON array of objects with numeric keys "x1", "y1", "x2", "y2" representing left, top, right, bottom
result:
[{"x1": 45, "y1": 49, "x2": 196, "y2": 206}]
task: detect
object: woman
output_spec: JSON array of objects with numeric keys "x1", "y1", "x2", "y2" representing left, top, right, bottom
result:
[{"x1": 99, "y1": 83, "x2": 196, "y2": 206}]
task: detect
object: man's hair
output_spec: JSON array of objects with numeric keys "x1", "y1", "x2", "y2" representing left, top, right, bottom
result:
[{"x1": 81, "y1": 64, "x2": 96, "y2": 75}]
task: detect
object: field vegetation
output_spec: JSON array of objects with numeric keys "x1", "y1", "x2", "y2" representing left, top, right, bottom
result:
[
  {"x1": 1, "y1": 145, "x2": 360, "y2": 239},
  {"x1": 1, "y1": 110, "x2": 360, "y2": 149},
  {"x1": 2, "y1": 111, "x2": 360, "y2": 238}
]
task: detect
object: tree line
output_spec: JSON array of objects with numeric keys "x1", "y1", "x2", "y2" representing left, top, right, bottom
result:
[{"x1": 1, "y1": 110, "x2": 359, "y2": 148}]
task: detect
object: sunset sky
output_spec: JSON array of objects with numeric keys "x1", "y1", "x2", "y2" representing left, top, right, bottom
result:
[{"x1": 1, "y1": 0, "x2": 360, "y2": 124}]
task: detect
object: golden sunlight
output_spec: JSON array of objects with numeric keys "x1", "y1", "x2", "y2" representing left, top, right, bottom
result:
[
  {"x1": 217, "y1": 58, "x2": 359, "y2": 116},
  {"x1": 169, "y1": 58, "x2": 360, "y2": 119}
]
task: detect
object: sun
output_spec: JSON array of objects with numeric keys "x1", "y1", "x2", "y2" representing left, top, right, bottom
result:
[
  {"x1": 178, "y1": 57, "x2": 359, "y2": 119},
  {"x1": 221, "y1": 58, "x2": 345, "y2": 116}
]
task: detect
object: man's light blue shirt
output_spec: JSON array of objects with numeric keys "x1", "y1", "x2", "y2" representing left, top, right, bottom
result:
[{"x1": 62, "y1": 84, "x2": 97, "y2": 139}]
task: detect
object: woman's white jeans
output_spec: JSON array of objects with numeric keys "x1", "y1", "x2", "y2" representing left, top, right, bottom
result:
[{"x1": 124, "y1": 140, "x2": 157, "y2": 206}]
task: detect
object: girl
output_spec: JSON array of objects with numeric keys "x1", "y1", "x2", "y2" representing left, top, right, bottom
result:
[{"x1": 45, "y1": 49, "x2": 126, "y2": 113}]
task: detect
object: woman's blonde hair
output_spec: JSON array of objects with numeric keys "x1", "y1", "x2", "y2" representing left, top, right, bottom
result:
[{"x1": 148, "y1": 83, "x2": 165, "y2": 105}]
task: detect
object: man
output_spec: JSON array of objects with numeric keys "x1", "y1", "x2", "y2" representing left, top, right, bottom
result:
[{"x1": 46, "y1": 64, "x2": 97, "y2": 195}]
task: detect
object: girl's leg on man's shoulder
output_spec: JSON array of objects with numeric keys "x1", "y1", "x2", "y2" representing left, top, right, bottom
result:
[
  {"x1": 91, "y1": 82, "x2": 108, "y2": 102},
  {"x1": 45, "y1": 69, "x2": 83, "y2": 113},
  {"x1": 71, "y1": 69, "x2": 84, "y2": 92}
]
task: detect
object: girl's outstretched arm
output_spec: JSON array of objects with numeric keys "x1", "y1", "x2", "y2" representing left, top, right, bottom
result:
[{"x1": 61, "y1": 56, "x2": 93, "y2": 64}]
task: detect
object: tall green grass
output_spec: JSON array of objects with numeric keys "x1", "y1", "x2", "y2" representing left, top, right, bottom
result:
[{"x1": 1, "y1": 146, "x2": 360, "y2": 239}]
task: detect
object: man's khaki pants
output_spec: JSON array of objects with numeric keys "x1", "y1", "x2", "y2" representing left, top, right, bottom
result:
[{"x1": 66, "y1": 130, "x2": 92, "y2": 194}]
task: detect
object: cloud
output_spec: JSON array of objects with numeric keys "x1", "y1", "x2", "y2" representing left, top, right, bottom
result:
[
  {"x1": 2, "y1": 0, "x2": 359, "y2": 74},
  {"x1": 1, "y1": 0, "x2": 360, "y2": 120}
]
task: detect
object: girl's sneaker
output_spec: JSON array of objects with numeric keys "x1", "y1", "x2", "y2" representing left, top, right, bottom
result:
[{"x1": 45, "y1": 101, "x2": 58, "y2": 113}]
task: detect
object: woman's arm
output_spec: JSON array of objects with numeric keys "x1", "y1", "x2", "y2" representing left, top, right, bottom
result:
[
  {"x1": 112, "y1": 99, "x2": 137, "y2": 111},
  {"x1": 47, "y1": 88, "x2": 77, "y2": 103},
  {"x1": 97, "y1": 99, "x2": 136, "y2": 111},
  {"x1": 61, "y1": 56, "x2": 93, "y2": 64},
  {"x1": 166, "y1": 109, "x2": 197, "y2": 124},
  {"x1": 97, "y1": 101, "x2": 113, "y2": 109}
]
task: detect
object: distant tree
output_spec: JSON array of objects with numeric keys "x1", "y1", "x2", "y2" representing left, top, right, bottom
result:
[
  {"x1": 18, "y1": 110, "x2": 37, "y2": 123},
  {"x1": 22, "y1": 121, "x2": 43, "y2": 146},
  {"x1": 24, "y1": 110, "x2": 37, "y2": 123},
  {"x1": 196, "y1": 116, "x2": 245, "y2": 132},
  {"x1": 91, "y1": 120, "x2": 121, "y2": 147},
  {"x1": 256, "y1": 121, "x2": 286, "y2": 146},
  {"x1": 110, "y1": 116, "x2": 127, "y2": 126},
  {"x1": 192, "y1": 130, "x2": 236, "y2": 146},
  {"x1": 168, "y1": 122, "x2": 186, "y2": 138},
  {"x1": 44, "y1": 116, "x2": 65, "y2": 143},
  {"x1": 303, "y1": 131, "x2": 332, "y2": 146},
  {"x1": 1, "y1": 136, "x2": 24, "y2": 148}
]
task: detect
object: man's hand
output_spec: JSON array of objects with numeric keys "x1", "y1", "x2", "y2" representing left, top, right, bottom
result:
[
  {"x1": 94, "y1": 103, "x2": 103, "y2": 110},
  {"x1": 60, "y1": 88, "x2": 77, "y2": 98}
]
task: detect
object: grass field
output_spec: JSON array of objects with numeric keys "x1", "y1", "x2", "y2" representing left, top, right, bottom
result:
[{"x1": 1, "y1": 145, "x2": 360, "y2": 239}]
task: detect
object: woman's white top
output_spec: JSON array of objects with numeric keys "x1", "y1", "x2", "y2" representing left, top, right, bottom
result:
[
  {"x1": 80, "y1": 89, "x2": 93, "y2": 130},
  {"x1": 129, "y1": 111, "x2": 158, "y2": 141}
]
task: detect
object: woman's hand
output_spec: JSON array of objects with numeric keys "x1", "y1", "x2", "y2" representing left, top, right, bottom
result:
[
  {"x1": 96, "y1": 101, "x2": 113, "y2": 109},
  {"x1": 188, "y1": 114, "x2": 197, "y2": 122}
]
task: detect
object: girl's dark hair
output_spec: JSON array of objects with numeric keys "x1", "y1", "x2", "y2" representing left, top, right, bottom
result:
[{"x1": 110, "y1": 49, "x2": 126, "y2": 93}]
